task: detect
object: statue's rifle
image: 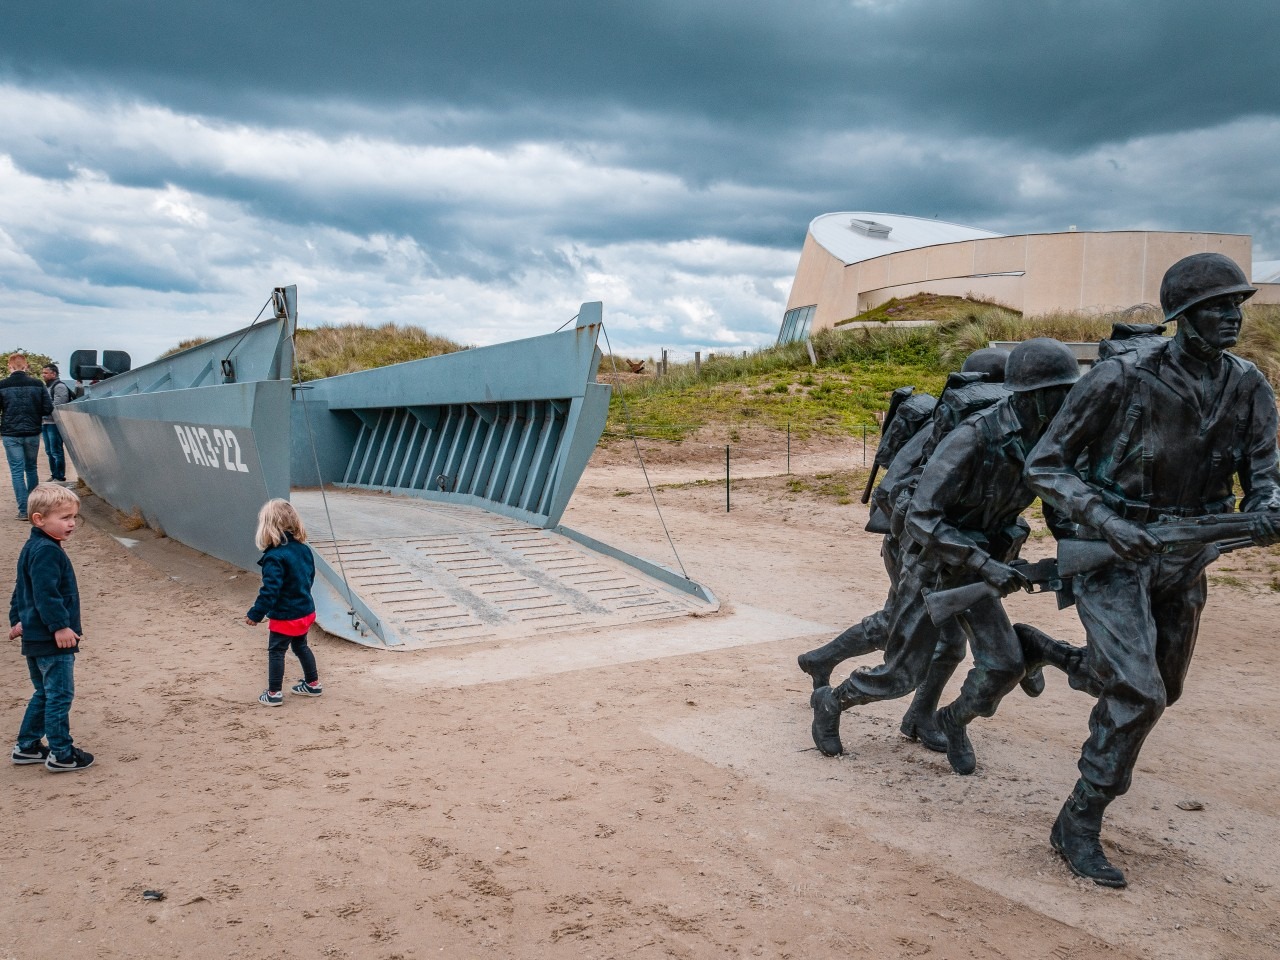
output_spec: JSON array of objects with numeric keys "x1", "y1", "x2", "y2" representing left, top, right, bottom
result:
[
  {"x1": 923, "y1": 557, "x2": 1065, "y2": 625},
  {"x1": 924, "y1": 513, "x2": 1273, "y2": 625}
]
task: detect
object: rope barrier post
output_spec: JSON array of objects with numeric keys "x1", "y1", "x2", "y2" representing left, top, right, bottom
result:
[{"x1": 725, "y1": 445, "x2": 730, "y2": 513}]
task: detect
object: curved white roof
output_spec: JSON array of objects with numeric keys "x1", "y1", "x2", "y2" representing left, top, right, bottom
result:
[
  {"x1": 1252, "y1": 259, "x2": 1280, "y2": 283},
  {"x1": 809, "y1": 211, "x2": 1003, "y2": 266}
]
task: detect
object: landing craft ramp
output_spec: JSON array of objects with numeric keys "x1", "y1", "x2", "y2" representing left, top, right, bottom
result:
[{"x1": 296, "y1": 489, "x2": 717, "y2": 649}]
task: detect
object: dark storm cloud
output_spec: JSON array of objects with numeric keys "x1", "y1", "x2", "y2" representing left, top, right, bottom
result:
[
  {"x1": 3, "y1": 1, "x2": 1275, "y2": 158},
  {"x1": 2, "y1": 1, "x2": 1278, "y2": 364}
]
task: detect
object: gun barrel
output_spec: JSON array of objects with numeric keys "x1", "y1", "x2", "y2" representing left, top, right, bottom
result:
[{"x1": 860, "y1": 465, "x2": 880, "y2": 504}]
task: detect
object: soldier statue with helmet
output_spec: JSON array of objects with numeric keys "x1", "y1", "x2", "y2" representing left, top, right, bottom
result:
[
  {"x1": 799, "y1": 346, "x2": 1020, "y2": 752},
  {"x1": 1025, "y1": 252, "x2": 1280, "y2": 888},
  {"x1": 809, "y1": 338, "x2": 1080, "y2": 759}
]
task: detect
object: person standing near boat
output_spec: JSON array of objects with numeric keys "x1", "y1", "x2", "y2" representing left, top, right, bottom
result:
[
  {"x1": 0, "y1": 354, "x2": 53, "y2": 520},
  {"x1": 40, "y1": 364, "x2": 72, "y2": 483},
  {"x1": 244, "y1": 499, "x2": 323, "y2": 706}
]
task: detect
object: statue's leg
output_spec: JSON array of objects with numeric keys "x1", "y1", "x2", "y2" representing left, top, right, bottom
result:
[
  {"x1": 898, "y1": 622, "x2": 966, "y2": 752},
  {"x1": 934, "y1": 597, "x2": 1023, "y2": 775},
  {"x1": 798, "y1": 536, "x2": 899, "y2": 688},
  {"x1": 1054, "y1": 559, "x2": 1203, "y2": 887},
  {"x1": 1014, "y1": 622, "x2": 1095, "y2": 695},
  {"x1": 810, "y1": 563, "x2": 936, "y2": 757},
  {"x1": 797, "y1": 611, "x2": 887, "y2": 691}
]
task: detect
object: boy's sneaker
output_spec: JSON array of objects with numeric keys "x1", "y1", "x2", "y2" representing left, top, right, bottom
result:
[
  {"x1": 12, "y1": 741, "x2": 51, "y2": 765},
  {"x1": 45, "y1": 747, "x2": 95, "y2": 772},
  {"x1": 290, "y1": 680, "x2": 323, "y2": 697},
  {"x1": 259, "y1": 690, "x2": 284, "y2": 707}
]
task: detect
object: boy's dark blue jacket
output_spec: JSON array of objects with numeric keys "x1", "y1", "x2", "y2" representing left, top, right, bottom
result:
[
  {"x1": 247, "y1": 534, "x2": 316, "y2": 623},
  {"x1": 10, "y1": 527, "x2": 81, "y2": 658}
]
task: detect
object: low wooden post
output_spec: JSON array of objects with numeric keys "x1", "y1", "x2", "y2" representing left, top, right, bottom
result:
[
  {"x1": 694, "y1": 351, "x2": 701, "y2": 375},
  {"x1": 787, "y1": 421, "x2": 791, "y2": 475},
  {"x1": 725, "y1": 445, "x2": 730, "y2": 513},
  {"x1": 661, "y1": 349, "x2": 668, "y2": 377}
]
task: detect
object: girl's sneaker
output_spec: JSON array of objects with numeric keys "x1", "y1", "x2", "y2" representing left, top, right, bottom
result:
[
  {"x1": 290, "y1": 680, "x2": 323, "y2": 697},
  {"x1": 258, "y1": 690, "x2": 284, "y2": 706}
]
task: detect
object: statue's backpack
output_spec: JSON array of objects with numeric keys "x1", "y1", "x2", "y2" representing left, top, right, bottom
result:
[
  {"x1": 873, "y1": 388, "x2": 937, "y2": 471},
  {"x1": 864, "y1": 388, "x2": 936, "y2": 533},
  {"x1": 1097, "y1": 321, "x2": 1168, "y2": 361},
  {"x1": 919, "y1": 371, "x2": 1009, "y2": 462},
  {"x1": 872, "y1": 372, "x2": 1008, "y2": 537}
]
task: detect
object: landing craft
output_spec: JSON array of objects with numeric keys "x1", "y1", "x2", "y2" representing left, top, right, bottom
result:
[{"x1": 57, "y1": 288, "x2": 717, "y2": 648}]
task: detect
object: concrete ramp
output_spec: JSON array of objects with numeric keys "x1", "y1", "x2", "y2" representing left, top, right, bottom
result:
[{"x1": 293, "y1": 488, "x2": 717, "y2": 649}]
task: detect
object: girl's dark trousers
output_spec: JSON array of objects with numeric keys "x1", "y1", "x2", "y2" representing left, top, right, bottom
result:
[{"x1": 267, "y1": 630, "x2": 318, "y2": 691}]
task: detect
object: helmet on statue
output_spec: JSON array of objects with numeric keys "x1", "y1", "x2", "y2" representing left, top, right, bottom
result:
[
  {"x1": 1004, "y1": 338, "x2": 1080, "y2": 393},
  {"x1": 961, "y1": 346, "x2": 1011, "y2": 383},
  {"x1": 1159, "y1": 253, "x2": 1256, "y2": 322}
]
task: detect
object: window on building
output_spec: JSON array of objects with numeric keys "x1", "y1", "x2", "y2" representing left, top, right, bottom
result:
[{"x1": 777, "y1": 304, "x2": 816, "y2": 344}]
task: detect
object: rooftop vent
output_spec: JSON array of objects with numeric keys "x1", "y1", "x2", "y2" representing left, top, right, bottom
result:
[{"x1": 850, "y1": 218, "x2": 892, "y2": 239}]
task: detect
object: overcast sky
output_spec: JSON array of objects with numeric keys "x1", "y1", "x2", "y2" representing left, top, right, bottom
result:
[{"x1": 3, "y1": 1, "x2": 1278, "y2": 370}]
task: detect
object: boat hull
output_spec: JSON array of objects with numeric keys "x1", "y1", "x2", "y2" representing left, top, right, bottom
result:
[{"x1": 57, "y1": 380, "x2": 292, "y2": 569}]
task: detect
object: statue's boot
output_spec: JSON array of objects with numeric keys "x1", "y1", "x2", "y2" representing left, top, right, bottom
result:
[
  {"x1": 1019, "y1": 667, "x2": 1046, "y2": 698},
  {"x1": 1050, "y1": 779, "x2": 1127, "y2": 888},
  {"x1": 798, "y1": 618, "x2": 883, "y2": 691},
  {"x1": 1015, "y1": 623, "x2": 1086, "y2": 695},
  {"x1": 899, "y1": 660, "x2": 955, "y2": 753},
  {"x1": 934, "y1": 703, "x2": 977, "y2": 775},
  {"x1": 810, "y1": 677, "x2": 871, "y2": 756}
]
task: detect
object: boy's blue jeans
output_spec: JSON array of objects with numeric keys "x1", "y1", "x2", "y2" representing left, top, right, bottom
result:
[
  {"x1": 3, "y1": 435, "x2": 40, "y2": 514},
  {"x1": 42, "y1": 423, "x2": 66, "y2": 481},
  {"x1": 18, "y1": 653, "x2": 76, "y2": 760}
]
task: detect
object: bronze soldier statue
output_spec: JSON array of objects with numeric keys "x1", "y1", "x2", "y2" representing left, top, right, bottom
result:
[
  {"x1": 799, "y1": 348, "x2": 1014, "y2": 751},
  {"x1": 1025, "y1": 253, "x2": 1280, "y2": 888},
  {"x1": 809, "y1": 339, "x2": 1079, "y2": 758}
]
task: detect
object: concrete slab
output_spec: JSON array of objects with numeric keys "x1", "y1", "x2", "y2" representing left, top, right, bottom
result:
[{"x1": 363, "y1": 604, "x2": 832, "y2": 687}]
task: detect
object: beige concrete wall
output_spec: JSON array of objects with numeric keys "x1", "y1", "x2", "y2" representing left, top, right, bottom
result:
[
  {"x1": 1254, "y1": 283, "x2": 1280, "y2": 306},
  {"x1": 796, "y1": 229, "x2": 1257, "y2": 336}
]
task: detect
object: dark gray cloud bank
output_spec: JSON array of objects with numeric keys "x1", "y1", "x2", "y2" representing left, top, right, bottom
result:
[{"x1": 2, "y1": 0, "x2": 1278, "y2": 365}]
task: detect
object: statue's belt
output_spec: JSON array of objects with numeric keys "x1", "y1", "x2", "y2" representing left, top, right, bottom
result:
[{"x1": 1098, "y1": 491, "x2": 1234, "y2": 524}]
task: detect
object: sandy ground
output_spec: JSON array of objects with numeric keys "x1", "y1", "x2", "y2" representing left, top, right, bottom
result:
[{"x1": 2, "y1": 438, "x2": 1279, "y2": 960}]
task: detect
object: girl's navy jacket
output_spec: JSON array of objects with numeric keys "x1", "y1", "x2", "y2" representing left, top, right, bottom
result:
[
  {"x1": 246, "y1": 534, "x2": 316, "y2": 623},
  {"x1": 9, "y1": 527, "x2": 81, "y2": 658}
]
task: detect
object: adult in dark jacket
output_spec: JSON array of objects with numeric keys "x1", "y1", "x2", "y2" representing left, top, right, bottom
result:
[
  {"x1": 0, "y1": 353, "x2": 54, "y2": 519},
  {"x1": 41, "y1": 363, "x2": 73, "y2": 482}
]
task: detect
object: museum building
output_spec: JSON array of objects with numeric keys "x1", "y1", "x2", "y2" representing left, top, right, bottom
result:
[{"x1": 778, "y1": 212, "x2": 1280, "y2": 344}]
